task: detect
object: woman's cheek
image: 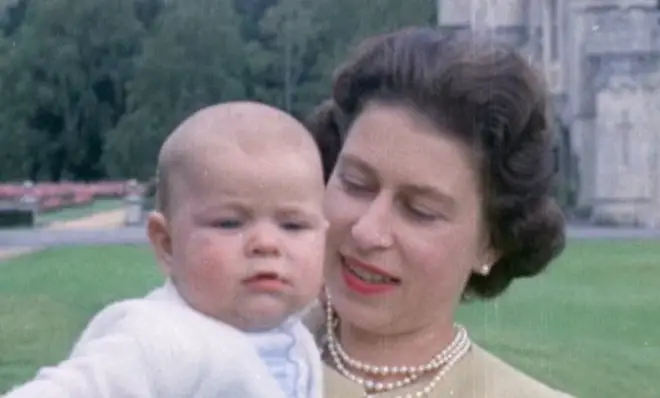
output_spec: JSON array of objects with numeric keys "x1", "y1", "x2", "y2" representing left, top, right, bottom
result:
[{"x1": 323, "y1": 184, "x2": 352, "y2": 226}]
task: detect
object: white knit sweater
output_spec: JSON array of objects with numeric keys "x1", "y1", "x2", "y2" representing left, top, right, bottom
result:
[{"x1": 4, "y1": 283, "x2": 323, "y2": 398}]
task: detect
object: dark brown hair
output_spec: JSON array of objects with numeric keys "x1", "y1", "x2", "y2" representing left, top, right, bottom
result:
[{"x1": 305, "y1": 27, "x2": 566, "y2": 299}]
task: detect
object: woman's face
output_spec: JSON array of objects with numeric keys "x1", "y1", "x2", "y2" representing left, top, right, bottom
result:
[{"x1": 323, "y1": 102, "x2": 497, "y2": 335}]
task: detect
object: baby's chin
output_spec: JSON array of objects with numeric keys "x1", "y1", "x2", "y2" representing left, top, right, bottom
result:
[
  {"x1": 232, "y1": 312, "x2": 292, "y2": 333},
  {"x1": 228, "y1": 296, "x2": 303, "y2": 332}
]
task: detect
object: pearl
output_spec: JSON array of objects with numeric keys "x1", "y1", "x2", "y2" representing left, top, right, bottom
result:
[{"x1": 324, "y1": 287, "x2": 472, "y2": 398}]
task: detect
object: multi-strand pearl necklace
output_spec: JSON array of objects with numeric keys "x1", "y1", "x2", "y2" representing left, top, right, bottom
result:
[{"x1": 324, "y1": 290, "x2": 472, "y2": 398}]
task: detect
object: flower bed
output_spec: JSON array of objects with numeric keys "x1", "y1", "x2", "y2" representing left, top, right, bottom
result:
[{"x1": 0, "y1": 181, "x2": 132, "y2": 214}]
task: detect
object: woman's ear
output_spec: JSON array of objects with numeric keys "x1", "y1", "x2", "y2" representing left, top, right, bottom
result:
[
  {"x1": 147, "y1": 211, "x2": 174, "y2": 276},
  {"x1": 472, "y1": 246, "x2": 501, "y2": 276}
]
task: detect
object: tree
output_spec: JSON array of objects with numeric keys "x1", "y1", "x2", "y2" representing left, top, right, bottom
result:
[
  {"x1": 310, "y1": 0, "x2": 437, "y2": 84},
  {"x1": 0, "y1": 0, "x2": 440, "y2": 181},
  {"x1": 0, "y1": 0, "x2": 143, "y2": 181},
  {"x1": 257, "y1": 0, "x2": 321, "y2": 115},
  {"x1": 104, "y1": 0, "x2": 248, "y2": 180},
  {"x1": 250, "y1": 0, "x2": 436, "y2": 118},
  {"x1": 233, "y1": 0, "x2": 278, "y2": 40},
  {"x1": 0, "y1": 34, "x2": 33, "y2": 180},
  {"x1": 0, "y1": 0, "x2": 28, "y2": 36},
  {"x1": 133, "y1": 0, "x2": 164, "y2": 29}
]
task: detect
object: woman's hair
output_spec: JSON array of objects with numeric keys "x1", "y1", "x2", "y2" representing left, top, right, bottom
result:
[{"x1": 305, "y1": 27, "x2": 566, "y2": 300}]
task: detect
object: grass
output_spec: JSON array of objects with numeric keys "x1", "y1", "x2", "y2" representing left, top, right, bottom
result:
[
  {"x1": 36, "y1": 198, "x2": 123, "y2": 225},
  {"x1": 458, "y1": 240, "x2": 660, "y2": 397},
  {"x1": 0, "y1": 245, "x2": 163, "y2": 392},
  {"x1": 1, "y1": 240, "x2": 659, "y2": 396}
]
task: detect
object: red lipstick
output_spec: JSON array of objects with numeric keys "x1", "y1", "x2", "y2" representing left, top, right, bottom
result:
[{"x1": 340, "y1": 255, "x2": 400, "y2": 295}]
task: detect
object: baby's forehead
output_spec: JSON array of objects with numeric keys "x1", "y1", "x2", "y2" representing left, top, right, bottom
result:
[
  {"x1": 162, "y1": 101, "x2": 322, "y2": 191},
  {"x1": 183, "y1": 134, "x2": 314, "y2": 173},
  {"x1": 173, "y1": 161, "x2": 325, "y2": 214},
  {"x1": 183, "y1": 113, "x2": 313, "y2": 156},
  {"x1": 174, "y1": 135, "x2": 316, "y2": 183}
]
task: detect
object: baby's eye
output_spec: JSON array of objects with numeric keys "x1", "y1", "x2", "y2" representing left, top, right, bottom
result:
[{"x1": 214, "y1": 219, "x2": 242, "y2": 229}]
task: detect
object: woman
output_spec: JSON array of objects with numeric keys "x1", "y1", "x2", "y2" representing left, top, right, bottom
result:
[{"x1": 304, "y1": 27, "x2": 571, "y2": 397}]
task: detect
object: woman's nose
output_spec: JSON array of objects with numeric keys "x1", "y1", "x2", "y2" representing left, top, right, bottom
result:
[{"x1": 350, "y1": 196, "x2": 393, "y2": 250}]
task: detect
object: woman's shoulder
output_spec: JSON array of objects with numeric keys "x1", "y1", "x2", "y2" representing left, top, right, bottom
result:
[{"x1": 464, "y1": 344, "x2": 574, "y2": 398}]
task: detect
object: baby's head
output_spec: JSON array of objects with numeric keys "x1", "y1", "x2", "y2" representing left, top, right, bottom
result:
[{"x1": 147, "y1": 101, "x2": 327, "y2": 332}]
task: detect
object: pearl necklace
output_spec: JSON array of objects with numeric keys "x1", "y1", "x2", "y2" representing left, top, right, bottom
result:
[{"x1": 324, "y1": 289, "x2": 472, "y2": 398}]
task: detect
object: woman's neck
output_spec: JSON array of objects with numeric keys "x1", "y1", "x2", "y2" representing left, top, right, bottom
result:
[{"x1": 337, "y1": 316, "x2": 457, "y2": 372}]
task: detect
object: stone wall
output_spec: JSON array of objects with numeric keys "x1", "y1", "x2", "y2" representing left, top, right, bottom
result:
[
  {"x1": 593, "y1": 73, "x2": 660, "y2": 225},
  {"x1": 438, "y1": 0, "x2": 660, "y2": 226}
]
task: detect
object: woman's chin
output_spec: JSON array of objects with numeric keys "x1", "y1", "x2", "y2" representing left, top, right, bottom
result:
[{"x1": 329, "y1": 287, "x2": 397, "y2": 332}]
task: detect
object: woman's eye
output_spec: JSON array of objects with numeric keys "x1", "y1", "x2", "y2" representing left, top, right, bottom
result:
[
  {"x1": 406, "y1": 205, "x2": 440, "y2": 222},
  {"x1": 281, "y1": 222, "x2": 308, "y2": 231},
  {"x1": 214, "y1": 219, "x2": 242, "y2": 229},
  {"x1": 340, "y1": 175, "x2": 370, "y2": 193}
]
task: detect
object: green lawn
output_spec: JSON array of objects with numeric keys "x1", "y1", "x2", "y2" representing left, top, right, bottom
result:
[
  {"x1": 0, "y1": 245, "x2": 163, "y2": 393},
  {"x1": 1, "y1": 240, "x2": 658, "y2": 397},
  {"x1": 36, "y1": 198, "x2": 124, "y2": 225},
  {"x1": 458, "y1": 240, "x2": 660, "y2": 397}
]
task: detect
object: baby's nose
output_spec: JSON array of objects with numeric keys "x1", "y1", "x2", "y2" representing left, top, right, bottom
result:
[{"x1": 244, "y1": 222, "x2": 281, "y2": 256}]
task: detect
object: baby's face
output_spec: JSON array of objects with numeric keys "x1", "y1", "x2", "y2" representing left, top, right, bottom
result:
[{"x1": 165, "y1": 146, "x2": 327, "y2": 331}]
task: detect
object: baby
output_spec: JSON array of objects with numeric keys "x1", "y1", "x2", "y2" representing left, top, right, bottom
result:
[{"x1": 4, "y1": 101, "x2": 328, "y2": 398}]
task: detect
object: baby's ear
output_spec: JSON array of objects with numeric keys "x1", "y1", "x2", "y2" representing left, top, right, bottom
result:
[{"x1": 146, "y1": 211, "x2": 174, "y2": 276}]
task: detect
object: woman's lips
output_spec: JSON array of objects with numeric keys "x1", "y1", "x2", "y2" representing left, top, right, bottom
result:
[{"x1": 340, "y1": 255, "x2": 401, "y2": 295}]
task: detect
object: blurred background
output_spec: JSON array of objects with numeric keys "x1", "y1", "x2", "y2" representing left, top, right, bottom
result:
[{"x1": 0, "y1": 1, "x2": 659, "y2": 397}]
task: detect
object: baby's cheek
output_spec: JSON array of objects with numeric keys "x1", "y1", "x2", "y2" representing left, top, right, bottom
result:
[
  {"x1": 197, "y1": 248, "x2": 234, "y2": 279},
  {"x1": 297, "y1": 237, "x2": 326, "y2": 292},
  {"x1": 187, "y1": 254, "x2": 237, "y2": 313},
  {"x1": 185, "y1": 239, "x2": 235, "y2": 286},
  {"x1": 194, "y1": 231, "x2": 232, "y2": 262}
]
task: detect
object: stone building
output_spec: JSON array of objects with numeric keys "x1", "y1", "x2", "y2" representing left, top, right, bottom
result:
[{"x1": 437, "y1": 0, "x2": 660, "y2": 227}]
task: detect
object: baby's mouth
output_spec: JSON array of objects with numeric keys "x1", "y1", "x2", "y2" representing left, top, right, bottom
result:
[{"x1": 243, "y1": 272, "x2": 288, "y2": 291}]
